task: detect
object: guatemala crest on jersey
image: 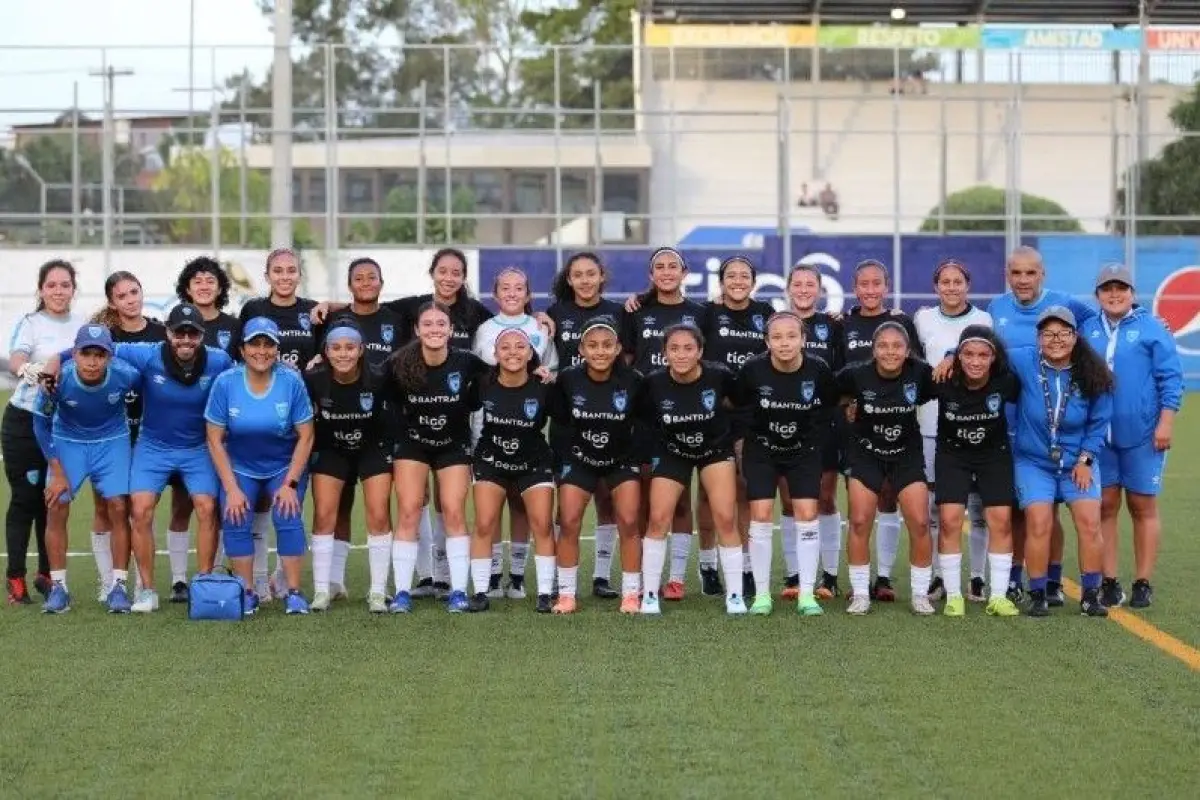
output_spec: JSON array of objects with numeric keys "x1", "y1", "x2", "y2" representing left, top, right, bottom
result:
[
  {"x1": 447, "y1": 371, "x2": 461, "y2": 394},
  {"x1": 986, "y1": 393, "x2": 1001, "y2": 414},
  {"x1": 524, "y1": 398, "x2": 539, "y2": 420},
  {"x1": 612, "y1": 389, "x2": 627, "y2": 412},
  {"x1": 275, "y1": 402, "x2": 289, "y2": 418},
  {"x1": 218, "y1": 330, "x2": 232, "y2": 349},
  {"x1": 381, "y1": 324, "x2": 394, "y2": 345},
  {"x1": 801, "y1": 381, "x2": 815, "y2": 402},
  {"x1": 199, "y1": 376, "x2": 211, "y2": 390},
  {"x1": 701, "y1": 388, "x2": 716, "y2": 411},
  {"x1": 814, "y1": 323, "x2": 829, "y2": 342},
  {"x1": 360, "y1": 392, "x2": 374, "y2": 412},
  {"x1": 903, "y1": 382, "x2": 917, "y2": 404},
  {"x1": 299, "y1": 313, "x2": 311, "y2": 332},
  {"x1": 1126, "y1": 329, "x2": 1140, "y2": 343},
  {"x1": 752, "y1": 314, "x2": 765, "y2": 332},
  {"x1": 107, "y1": 391, "x2": 121, "y2": 405},
  {"x1": 681, "y1": 315, "x2": 695, "y2": 326}
]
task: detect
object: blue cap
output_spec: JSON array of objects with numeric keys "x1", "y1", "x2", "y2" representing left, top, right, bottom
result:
[
  {"x1": 74, "y1": 324, "x2": 114, "y2": 354},
  {"x1": 242, "y1": 316, "x2": 281, "y2": 344},
  {"x1": 1036, "y1": 305, "x2": 1077, "y2": 330}
]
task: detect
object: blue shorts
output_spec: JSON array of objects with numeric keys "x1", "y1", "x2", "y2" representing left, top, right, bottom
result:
[
  {"x1": 221, "y1": 469, "x2": 310, "y2": 559},
  {"x1": 57, "y1": 435, "x2": 131, "y2": 500},
  {"x1": 1100, "y1": 441, "x2": 1167, "y2": 496},
  {"x1": 1013, "y1": 457, "x2": 1102, "y2": 509},
  {"x1": 130, "y1": 438, "x2": 219, "y2": 497}
]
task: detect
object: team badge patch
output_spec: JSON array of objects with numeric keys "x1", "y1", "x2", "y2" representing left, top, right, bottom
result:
[
  {"x1": 986, "y1": 393, "x2": 1001, "y2": 413},
  {"x1": 107, "y1": 391, "x2": 121, "y2": 404},
  {"x1": 360, "y1": 392, "x2": 374, "y2": 412},
  {"x1": 299, "y1": 314, "x2": 311, "y2": 332},
  {"x1": 613, "y1": 389, "x2": 627, "y2": 412},
  {"x1": 752, "y1": 314, "x2": 764, "y2": 332},
  {"x1": 814, "y1": 323, "x2": 829, "y2": 342},
  {"x1": 903, "y1": 382, "x2": 917, "y2": 404},
  {"x1": 447, "y1": 371, "x2": 461, "y2": 394},
  {"x1": 88, "y1": 325, "x2": 104, "y2": 338},
  {"x1": 681, "y1": 315, "x2": 695, "y2": 326},
  {"x1": 701, "y1": 388, "x2": 716, "y2": 411},
  {"x1": 524, "y1": 398, "x2": 539, "y2": 420},
  {"x1": 25, "y1": 469, "x2": 39, "y2": 486},
  {"x1": 275, "y1": 402, "x2": 289, "y2": 418},
  {"x1": 217, "y1": 330, "x2": 232, "y2": 349},
  {"x1": 1126, "y1": 329, "x2": 1140, "y2": 343},
  {"x1": 801, "y1": 381, "x2": 815, "y2": 402},
  {"x1": 381, "y1": 324, "x2": 394, "y2": 345},
  {"x1": 199, "y1": 376, "x2": 211, "y2": 390}
]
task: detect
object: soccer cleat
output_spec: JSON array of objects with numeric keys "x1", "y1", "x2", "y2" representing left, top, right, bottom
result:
[
  {"x1": 552, "y1": 595, "x2": 577, "y2": 615},
  {"x1": 726, "y1": 594, "x2": 748, "y2": 615},
  {"x1": 388, "y1": 591, "x2": 413, "y2": 614},
  {"x1": 943, "y1": 595, "x2": 966, "y2": 617},
  {"x1": 1025, "y1": 589, "x2": 1049, "y2": 617},
  {"x1": 781, "y1": 574, "x2": 800, "y2": 601},
  {"x1": 106, "y1": 581, "x2": 132, "y2": 614},
  {"x1": 169, "y1": 581, "x2": 189, "y2": 604},
  {"x1": 284, "y1": 590, "x2": 310, "y2": 615},
  {"x1": 411, "y1": 577, "x2": 436, "y2": 598},
  {"x1": 796, "y1": 592, "x2": 823, "y2": 616},
  {"x1": 662, "y1": 580, "x2": 686, "y2": 601},
  {"x1": 640, "y1": 593, "x2": 662, "y2": 616},
  {"x1": 131, "y1": 589, "x2": 159, "y2": 613},
  {"x1": 619, "y1": 593, "x2": 640, "y2": 614},
  {"x1": 742, "y1": 572, "x2": 757, "y2": 604},
  {"x1": 97, "y1": 581, "x2": 112, "y2": 604},
  {"x1": 967, "y1": 577, "x2": 987, "y2": 603},
  {"x1": 1046, "y1": 581, "x2": 1066, "y2": 607},
  {"x1": 330, "y1": 583, "x2": 348, "y2": 601},
  {"x1": 433, "y1": 581, "x2": 451, "y2": 600},
  {"x1": 1079, "y1": 588, "x2": 1109, "y2": 617},
  {"x1": 535, "y1": 593, "x2": 554, "y2": 613},
  {"x1": 815, "y1": 572, "x2": 839, "y2": 601},
  {"x1": 699, "y1": 566, "x2": 723, "y2": 597},
  {"x1": 43, "y1": 583, "x2": 71, "y2": 614},
  {"x1": 446, "y1": 590, "x2": 470, "y2": 613},
  {"x1": 486, "y1": 573, "x2": 504, "y2": 600},
  {"x1": 367, "y1": 591, "x2": 388, "y2": 614},
  {"x1": 1129, "y1": 579, "x2": 1153, "y2": 609},
  {"x1": 33, "y1": 573, "x2": 52, "y2": 599},
  {"x1": 748, "y1": 594, "x2": 772, "y2": 616},
  {"x1": 1005, "y1": 581, "x2": 1025, "y2": 605},
  {"x1": 872, "y1": 576, "x2": 896, "y2": 602},
  {"x1": 846, "y1": 595, "x2": 871, "y2": 615},
  {"x1": 985, "y1": 596, "x2": 1020, "y2": 617},
  {"x1": 505, "y1": 576, "x2": 527, "y2": 600},
  {"x1": 467, "y1": 592, "x2": 491, "y2": 613},
  {"x1": 926, "y1": 576, "x2": 946, "y2": 602},
  {"x1": 244, "y1": 590, "x2": 260, "y2": 616},
  {"x1": 310, "y1": 591, "x2": 331, "y2": 612},
  {"x1": 1100, "y1": 578, "x2": 1126, "y2": 608},
  {"x1": 7, "y1": 576, "x2": 31, "y2": 605},
  {"x1": 592, "y1": 578, "x2": 619, "y2": 599},
  {"x1": 911, "y1": 594, "x2": 936, "y2": 616}
]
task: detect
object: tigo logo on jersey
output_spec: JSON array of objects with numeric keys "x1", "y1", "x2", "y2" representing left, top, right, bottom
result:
[{"x1": 1152, "y1": 266, "x2": 1200, "y2": 354}]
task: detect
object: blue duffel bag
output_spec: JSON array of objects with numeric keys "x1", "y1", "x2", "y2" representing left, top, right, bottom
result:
[{"x1": 188, "y1": 573, "x2": 247, "y2": 621}]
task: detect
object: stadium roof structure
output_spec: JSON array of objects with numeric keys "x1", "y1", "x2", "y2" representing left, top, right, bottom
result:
[{"x1": 643, "y1": 1, "x2": 1200, "y2": 25}]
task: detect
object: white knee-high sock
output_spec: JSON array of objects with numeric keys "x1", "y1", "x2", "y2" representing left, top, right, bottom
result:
[
  {"x1": 780, "y1": 515, "x2": 798, "y2": 577},
  {"x1": 668, "y1": 532, "x2": 692, "y2": 582},
  {"x1": 331, "y1": 540, "x2": 350, "y2": 589},
  {"x1": 718, "y1": 546, "x2": 743, "y2": 601},
  {"x1": 391, "y1": 539, "x2": 419, "y2": 595},
  {"x1": 818, "y1": 513, "x2": 842, "y2": 577},
  {"x1": 251, "y1": 513, "x2": 271, "y2": 581},
  {"x1": 988, "y1": 551, "x2": 1012, "y2": 601},
  {"x1": 416, "y1": 505, "x2": 434, "y2": 580},
  {"x1": 367, "y1": 533, "x2": 390, "y2": 595},
  {"x1": 875, "y1": 512, "x2": 901, "y2": 579},
  {"x1": 968, "y1": 495, "x2": 988, "y2": 580},
  {"x1": 748, "y1": 521, "x2": 774, "y2": 597},
  {"x1": 642, "y1": 537, "x2": 667, "y2": 597},
  {"x1": 311, "y1": 533, "x2": 334, "y2": 594},
  {"x1": 534, "y1": 554, "x2": 556, "y2": 596},
  {"x1": 445, "y1": 535, "x2": 470, "y2": 593},
  {"x1": 939, "y1": 552, "x2": 963, "y2": 598},
  {"x1": 927, "y1": 494, "x2": 941, "y2": 578},
  {"x1": 91, "y1": 531, "x2": 113, "y2": 590},
  {"x1": 490, "y1": 542, "x2": 504, "y2": 576},
  {"x1": 167, "y1": 530, "x2": 190, "y2": 584},
  {"x1": 509, "y1": 542, "x2": 529, "y2": 579},
  {"x1": 593, "y1": 523, "x2": 617, "y2": 581},
  {"x1": 796, "y1": 519, "x2": 820, "y2": 594}
]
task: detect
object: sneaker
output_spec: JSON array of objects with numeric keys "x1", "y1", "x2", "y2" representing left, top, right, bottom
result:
[
  {"x1": 388, "y1": 591, "x2": 413, "y2": 614},
  {"x1": 943, "y1": 594, "x2": 966, "y2": 617},
  {"x1": 592, "y1": 578, "x2": 619, "y2": 599},
  {"x1": 310, "y1": 591, "x2": 331, "y2": 612},
  {"x1": 169, "y1": 581, "x2": 189, "y2": 604},
  {"x1": 411, "y1": 577, "x2": 436, "y2": 599},
  {"x1": 911, "y1": 595, "x2": 936, "y2": 616},
  {"x1": 535, "y1": 593, "x2": 554, "y2": 613},
  {"x1": 552, "y1": 595, "x2": 578, "y2": 614},
  {"x1": 725, "y1": 594, "x2": 748, "y2": 615},
  {"x1": 967, "y1": 577, "x2": 987, "y2": 603},
  {"x1": 662, "y1": 580, "x2": 686, "y2": 601},
  {"x1": 846, "y1": 595, "x2": 871, "y2": 615},
  {"x1": 7, "y1": 576, "x2": 31, "y2": 605},
  {"x1": 1100, "y1": 578, "x2": 1126, "y2": 608},
  {"x1": 748, "y1": 594, "x2": 773, "y2": 616},
  {"x1": 1006, "y1": 581, "x2": 1025, "y2": 605},
  {"x1": 640, "y1": 593, "x2": 662, "y2": 616},
  {"x1": 1080, "y1": 587, "x2": 1109, "y2": 617},
  {"x1": 330, "y1": 583, "x2": 348, "y2": 601},
  {"x1": 433, "y1": 581, "x2": 451, "y2": 600},
  {"x1": 43, "y1": 582, "x2": 70, "y2": 614},
  {"x1": 1026, "y1": 588, "x2": 1049, "y2": 617},
  {"x1": 872, "y1": 576, "x2": 896, "y2": 602},
  {"x1": 97, "y1": 581, "x2": 112, "y2": 604},
  {"x1": 486, "y1": 574, "x2": 504, "y2": 600},
  {"x1": 742, "y1": 572, "x2": 757, "y2": 604},
  {"x1": 131, "y1": 589, "x2": 159, "y2": 613},
  {"x1": 1129, "y1": 579, "x2": 1153, "y2": 609},
  {"x1": 467, "y1": 592, "x2": 491, "y2": 613},
  {"x1": 926, "y1": 576, "x2": 946, "y2": 602},
  {"x1": 815, "y1": 572, "x2": 839, "y2": 601},
  {"x1": 1046, "y1": 581, "x2": 1066, "y2": 607},
  {"x1": 781, "y1": 574, "x2": 800, "y2": 601},
  {"x1": 446, "y1": 590, "x2": 469, "y2": 613},
  {"x1": 244, "y1": 590, "x2": 260, "y2": 616},
  {"x1": 699, "y1": 566, "x2": 723, "y2": 597},
  {"x1": 33, "y1": 573, "x2": 52, "y2": 599},
  {"x1": 106, "y1": 581, "x2": 132, "y2": 614},
  {"x1": 619, "y1": 593, "x2": 640, "y2": 614},
  {"x1": 367, "y1": 591, "x2": 388, "y2": 614},
  {"x1": 284, "y1": 590, "x2": 310, "y2": 615},
  {"x1": 505, "y1": 576, "x2": 527, "y2": 600},
  {"x1": 985, "y1": 596, "x2": 1020, "y2": 617},
  {"x1": 797, "y1": 592, "x2": 823, "y2": 616}
]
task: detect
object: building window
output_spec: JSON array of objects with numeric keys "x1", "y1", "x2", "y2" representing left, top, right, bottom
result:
[
  {"x1": 380, "y1": 170, "x2": 416, "y2": 205},
  {"x1": 602, "y1": 172, "x2": 641, "y2": 214},
  {"x1": 454, "y1": 170, "x2": 504, "y2": 213},
  {"x1": 560, "y1": 173, "x2": 590, "y2": 215},
  {"x1": 343, "y1": 170, "x2": 376, "y2": 213},
  {"x1": 513, "y1": 172, "x2": 548, "y2": 214},
  {"x1": 292, "y1": 171, "x2": 304, "y2": 212},
  {"x1": 307, "y1": 172, "x2": 326, "y2": 212}
]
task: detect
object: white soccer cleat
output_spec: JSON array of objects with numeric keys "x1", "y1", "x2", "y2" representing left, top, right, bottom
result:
[
  {"x1": 130, "y1": 589, "x2": 159, "y2": 613},
  {"x1": 640, "y1": 593, "x2": 662, "y2": 616},
  {"x1": 846, "y1": 595, "x2": 872, "y2": 615},
  {"x1": 725, "y1": 595, "x2": 748, "y2": 616},
  {"x1": 310, "y1": 591, "x2": 331, "y2": 612},
  {"x1": 911, "y1": 595, "x2": 936, "y2": 616},
  {"x1": 367, "y1": 591, "x2": 388, "y2": 614}
]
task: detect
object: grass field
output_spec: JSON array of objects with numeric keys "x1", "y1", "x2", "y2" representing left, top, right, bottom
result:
[{"x1": 2, "y1": 397, "x2": 1199, "y2": 797}]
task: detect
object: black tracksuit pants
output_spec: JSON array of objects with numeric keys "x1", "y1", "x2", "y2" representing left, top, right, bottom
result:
[{"x1": 2, "y1": 404, "x2": 49, "y2": 579}]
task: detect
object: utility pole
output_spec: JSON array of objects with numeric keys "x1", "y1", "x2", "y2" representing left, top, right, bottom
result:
[
  {"x1": 89, "y1": 63, "x2": 134, "y2": 276},
  {"x1": 271, "y1": 0, "x2": 294, "y2": 248}
]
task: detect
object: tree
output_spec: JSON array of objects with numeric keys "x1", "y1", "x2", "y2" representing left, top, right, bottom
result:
[
  {"x1": 376, "y1": 184, "x2": 477, "y2": 244},
  {"x1": 920, "y1": 185, "x2": 1082, "y2": 233}
]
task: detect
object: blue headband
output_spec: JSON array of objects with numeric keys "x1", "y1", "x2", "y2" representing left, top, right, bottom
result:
[{"x1": 326, "y1": 326, "x2": 362, "y2": 345}]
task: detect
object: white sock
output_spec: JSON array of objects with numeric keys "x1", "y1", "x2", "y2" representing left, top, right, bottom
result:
[
  {"x1": 91, "y1": 531, "x2": 113, "y2": 588},
  {"x1": 471, "y1": 557, "x2": 492, "y2": 595},
  {"x1": 621, "y1": 571, "x2": 641, "y2": 596},
  {"x1": 331, "y1": 539, "x2": 350, "y2": 588},
  {"x1": 875, "y1": 512, "x2": 901, "y2": 579},
  {"x1": 112, "y1": 568, "x2": 128, "y2": 583},
  {"x1": 432, "y1": 513, "x2": 449, "y2": 583},
  {"x1": 311, "y1": 534, "x2": 334, "y2": 593},
  {"x1": 939, "y1": 552, "x2": 963, "y2": 597},
  {"x1": 818, "y1": 513, "x2": 842, "y2": 577},
  {"x1": 367, "y1": 534, "x2": 390, "y2": 595},
  {"x1": 251, "y1": 512, "x2": 270, "y2": 580},
  {"x1": 849, "y1": 563, "x2": 870, "y2": 599},
  {"x1": 445, "y1": 535, "x2": 470, "y2": 593},
  {"x1": 416, "y1": 505, "x2": 434, "y2": 580},
  {"x1": 167, "y1": 530, "x2": 189, "y2": 584},
  {"x1": 593, "y1": 524, "x2": 617, "y2": 581},
  {"x1": 796, "y1": 519, "x2": 820, "y2": 594},
  {"x1": 988, "y1": 551, "x2": 1013, "y2": 601},
  {"x1": 558, "y1": 565, "x2": 579, "y2": 598},
  {"x1": 697, "y1": 545, "x2": 717, "y2": 570},
  {"x1": 391, "y1": 540, "x2": 419, "y2": 594},
  {"x1": 642, "y1": 537, "x2": 667, "y2": 597},
  {"x1": 780, "y1": 515, "x2": 798, "y2": 577},
  {"x1": 718, "y1": 546, "x2": 743, "y2": 600},
  {"x1": 669, "y1": 533, "x2": 692, "y2": 582},
  {"x1": 748, "y1": 521, "x2": 774, "y2": 597},
  {"x1": 968, "y1": 495, "x2": 988, "y2": 579},
  {"x1": 510, "y1": 542, "x2": 529, "y2": 579},
  {"x1": 534, "y1": 554, "x2": 556, "y2": 596},
  {"x1": 50, "y1": 569, "x2": 68, "y2": 591},
  {"x1": 910, "y1": 564, "x2": 932, "y2": 601},
  {"x1": 490, "y1": 542, "x2": 503, "y2": 576},
  {"x1": 927, "y1": 495, "x2": 941, "y2": 578}
]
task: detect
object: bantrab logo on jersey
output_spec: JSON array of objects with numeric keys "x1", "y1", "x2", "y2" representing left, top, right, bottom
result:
[
  {"x1": 360, "y1": 393, "x2": 374, "y2": 412},
  {"x1": 814, "y1": 323, "x2": 829, "y2": 342},
  {"x1": 524, "y1": 398, "x2": 539, "y2": 420},
  {"x1": 612, "y1": 389, "x2": 627, "y2": 412},
  {"x1": 298, "y1": 314, "x2": 311, "y2": 332},
  {"x1": 447, "y1": 371, "x2": 461, "y2": 394},
  {"x1": 801, "y1": 381, "x2": 815, "y2": 402},
  {"x1": 218, "y1": 330, "x2": 232, "y2": 349},
  {"x1": 986, "y1": 393, "x2": 1001, "y2": 413},
  {"x1": 752, "y1": 314, "x2": 765, "y2": 332},
  {"x1": 381, "y1": 324, "x2": 394, "y2": 345},
  {"x1": 701, "y1": 388, "x2": 716, "y2": 411},
  {"x1": 903, "y1": 382, "x2": 917, "y2": 404}
]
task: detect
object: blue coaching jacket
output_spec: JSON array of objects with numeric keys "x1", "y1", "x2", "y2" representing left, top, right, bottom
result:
[
  {"x1": 1079, "y1": 307, "x2": 1183, "y2": 450},
  {"x1": 1008, "y1": 347, "x2": 1113, "y2": 468}
]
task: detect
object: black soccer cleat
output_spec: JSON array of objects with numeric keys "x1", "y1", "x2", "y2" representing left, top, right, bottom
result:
[
  {"x1": 1046, "y1": 581, "x2": 1066, "y2": 607},
  {"x1": 1129, "y1": 579, "x2": 1153, "y2": 609},
  {"x1": 33, "y1": 573, "x2": 52, "y2": 600},
  {"x1": 467, "y1": 592, "x2": 490, "y2": 613},
  {"x1": 815, "y1": 571, "x2": 839, "y2": 600},
  {"x1": 592, "y1": 578, "x2": 619, "y2": 599},
  {"x1": 535, "y1": 593, "x2": 554, "y2": 613},
  {"x1": 433, "y1": 581, "x2": 451, "y2": 600},
  {"x1": 1006, "y1": 581, "x2": 1025, "y2": 605},
  {"x1": 169, "y1": 581, "x2": 189, "y2": 604},
  {"x1": 1100, "y1": 577, "x2": 1126, "y2": 608},
  {"x1": 699, "y1": 566, "x2": 724, "y2": 597},
  {"x1": 926, "y1": 576, "x2": 946, "y2": 602},
  {"x1": 968, "y1": 576, "x2": 986, "y2": 603},
  {"x1": 742, "y1": 571, "x2": 756, "y2": 605},
  {"x1": 871, "y1": 576, "x2": 896, "y2": 602},
  {"x1": 1026, "y1": 588, "x2": 1050, "y2": 617},
  {"x1": 1080, "y1": 588, "x2": 1109, "y2": 617}
]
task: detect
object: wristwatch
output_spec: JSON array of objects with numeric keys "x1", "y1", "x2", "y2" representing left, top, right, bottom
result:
[
  {"x1": 1078, "y1": 452, "x2": 1095, "y2": 467},
  {"x1": 288, "y1": 479, "x2": 300, "y2": 489}
]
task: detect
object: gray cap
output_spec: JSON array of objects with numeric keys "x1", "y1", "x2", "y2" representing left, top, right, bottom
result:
[
  {"x1": 1037, "y1": 305, "x2": 1077, "y2": 330},
  {"x1": 1095, "y1": 263, "x2": 1134, "y2": 291}
]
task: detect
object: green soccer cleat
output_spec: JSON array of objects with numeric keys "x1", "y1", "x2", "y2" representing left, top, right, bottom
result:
[
  {"x1": 367, "y1": 591, "x2": 388, "y2": 614},
  {"x1": 943, "y1": 595, "x2": 966, "y2": 617},
  {"x1": 985, "y1": 596, "x2": 1020, "y2": 617},
  {"x1": 749, "y1": 594, "x2": 773, "y2": 616},
  {"x1": 796, "y1": 592, "x2": 823, "y2": 616}
]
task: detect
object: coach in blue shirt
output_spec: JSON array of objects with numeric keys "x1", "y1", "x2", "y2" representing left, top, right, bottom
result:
[{"x1": 205, "y1": 317, "x2": 314, "y2": 616}]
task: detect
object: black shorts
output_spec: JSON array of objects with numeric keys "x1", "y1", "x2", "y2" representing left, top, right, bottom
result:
[
  {"x1": 631, "y1": 421, "x2": 655, "y2": 466},
  {"x1": 394, "y1": 438, "x2": 472, "y2": 471},
  {"x1": 742, "y1": 440, "x2": 822, "y2": 502},
  {"x1": 844, "y1": 442, "x2": 926, "y2": 495},
  {"x1": 935, "y1": 446, "x2": 1015, "y2": 508},
  {"x1": 310, "y1": 445, "x2": 393, "y2": 483},
  {"x1": 650, "y1": 448, "x2": 736, "y2": 488},
  {"x1": 822, "y1": 416, "x2": 847, "y2": 473},
  {"x1": 556, "y1": 458, "x2": 640, "y2": 495},
  {"x1": 473, "y1": 457, "x2": 555, "y2": 495}
]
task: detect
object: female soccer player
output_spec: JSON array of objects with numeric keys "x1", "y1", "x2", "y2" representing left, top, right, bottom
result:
[
  {"x1": 305, "y1": 319, "x2": 395, "y2": 614},
  {"x1": 637, "y1": 324, "x2": 744, "y2": 616},
  {"x1": 205, "y1": 317, "x2": 315, "y2": 615},
  {"x1": 786, "y1": 262, "x2": 846, "y2": 600},
  {"x1": 836, "y1": 321, "x2": 935, "y2": 615},
  {"x1": 1009, "y1": 306, "x2": 1113, "y2": 617},
  {"x1": 4, "y1": 260, "x2": 85, "y2": 604},
  {"x1": 1081, "y1": 265, "x2": 1182, "y2": 609},
  {"x1": 467, "y1": 328, "x2": 557, "y2": 613},
  {"x1": 621, "y1": 248, "x2": 708, "y2": 600},
  {"x1": 546, "y1": 252, "x2": 626, "y2": 598},
  {"x1": 914, "y1": 259, "x2": 993, "y2": 603},
  {"x1": 176, "y1": 255, "x2": 240, "y2": 356},
  {"x1": 930, "y1": 326, "x2": 1019, "y2": 617},
  {"x1": 384, "y1": 301, "x2": 489, "y2": 614},
  {"x1": 34, "y1": 325, "x2": 142, "y2": 614},
  {"x1": 552, "y1": 318, "x2": 643, "y2": 613},
  {"x1": 736, "y1": 312, "x2": 838, "y2": 616},
  {"x1": 841, "y1": 260, "x2": 923, "y2": 603}
]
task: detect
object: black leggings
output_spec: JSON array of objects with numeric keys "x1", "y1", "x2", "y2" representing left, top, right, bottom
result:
[{"x1": 2, "y1": 405, "x2": 49, "y2": 579}]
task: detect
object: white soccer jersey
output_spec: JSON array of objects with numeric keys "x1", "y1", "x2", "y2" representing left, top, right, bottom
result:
[
  {"x1": 913, "y1": 304, "x2": 993, "y2": 438},
  {"x1": 8, "y1": 310, "x2": 89, "y2": 412}
]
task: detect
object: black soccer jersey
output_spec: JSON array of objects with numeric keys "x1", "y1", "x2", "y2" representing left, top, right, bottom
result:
[
  {"x1": 546, "y1": 298, "x2": 625, "y2": 368},
  {"x1": 932, "y1": 371, "x2": 1019, "y2": 452},
  {"x1": 385, "y1": 349, "x2": 488, "y2": 450},
  {"x1": 836, "y1": 357, "x2": 935, "y2": 460},
  {"x1": 320, "y1": 306, "x2": 405, "y2": 372},
  {"x1": 798, "y1": 311, "x2": 846, "y2": 372},
  {"x1": 735, "y1": 353, "x2": 839, "y2": 456},
  {"x1": 637, "y1": 362, "x2": 737, "y2": 460},
  {"x1": 551, "y1": 363, "x2": 642, "y2": 468},
  {"x1": 304, "y1": 364, "x2": 391, "y2": 454},
  {"x1": 620, "y1": 298, "x2": 708, "y2": 373},
  {"x1": 701, "y1": 300, "x2": 772, "y2": 370},
  {"x1": 202, "y1": 311, "x2": 241, "y2": 357},
  {"x1": 474, "y1": 376, "x2": 552, "y2": 472},
  {"x1": 112, "y1": 319, "x2": 167, "y2": 433},
  {"x1": 386, "y1": 293, "x2": 493, "y2": 351},
  {"x1": 841, "y1": 307, "x2": 924, "y2": 363},
  {"x1": 239, "y1": 296, "x2": 320, "y2": 370}
]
